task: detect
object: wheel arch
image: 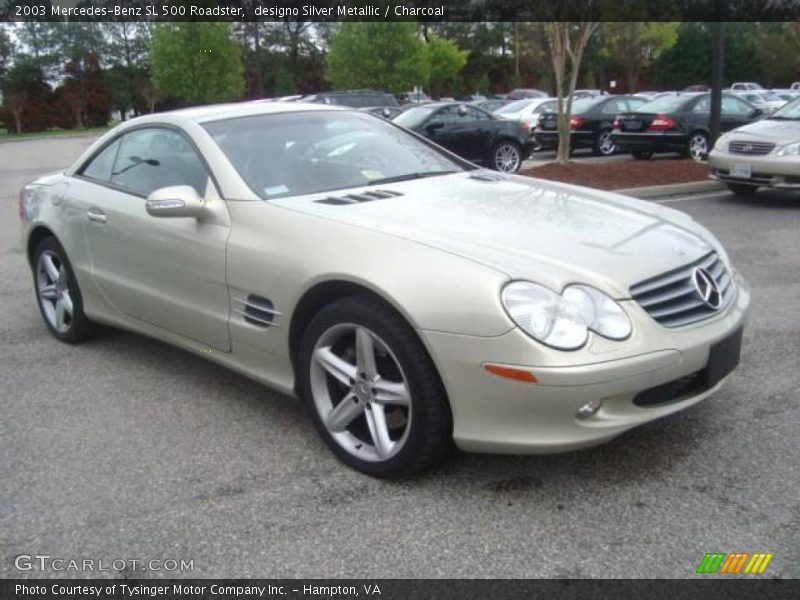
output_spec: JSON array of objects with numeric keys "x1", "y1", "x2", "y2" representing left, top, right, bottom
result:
[
  {"x1": 26, "y1": 225, "x2": 60, "y2": 268},
  {"x1": 289, "y1": 278, "x2": 424, "y2": 375}
]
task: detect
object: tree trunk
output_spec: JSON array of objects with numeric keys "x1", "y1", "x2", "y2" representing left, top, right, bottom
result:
[{"x1": 13, "y1": 110, "x2": 22, "y2": 134}]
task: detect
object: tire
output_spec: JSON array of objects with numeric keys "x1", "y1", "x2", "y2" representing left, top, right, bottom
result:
[
  {"x1": 593, "y1": 129, "x2": 616, "y2": 156},
  {"x1": 632, "y1": 150, "x2": 654, "y2": 160},
  {"x1": 686, "y1": 131, "x2": 709, "y2": 161},
  {"x1": 490, "y1": 140, "x2": 522, "y2": 172},
  {"x1": 298, "y1": 295, "x2": 452, "y2": 477},
  {"x1": 725, "y1": 183, "x2": 758, "y2": 196},
  {"x1": 32, "y1": 237, "x2": 94, "y2": 343}
]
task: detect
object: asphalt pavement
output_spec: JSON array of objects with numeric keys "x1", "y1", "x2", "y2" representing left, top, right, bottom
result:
[{"x1": 1, "y1": 135, "x2": 798, "y2": 579}]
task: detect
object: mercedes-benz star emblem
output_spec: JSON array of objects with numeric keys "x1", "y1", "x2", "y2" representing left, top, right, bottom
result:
[{"x1": 692, "y1": 267, "x2": 722, "y2": 310}]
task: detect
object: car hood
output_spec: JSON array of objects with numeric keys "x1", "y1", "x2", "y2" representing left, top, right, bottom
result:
[
  {"x1": 270, "y1": 173, "x2": 715, "y2": 298},
  {"x1": 725, "y1": 118, "x2": 800, "y2": 142}
]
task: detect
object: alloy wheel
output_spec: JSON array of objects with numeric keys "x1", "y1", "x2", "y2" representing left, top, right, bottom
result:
[
  {"x1": 689, "y1": 133, "x2": 708, "y2": 161},
  {"x1": 494, "y1": 143, "x2": 521, "y2": 172},
  {"x1": 310, "y1": 323, "x2": 412, "y2": 462},
  {"x1": 598, "y1": 131, "x2": 616, "y2": 155},
  {"x1": 36, "y1": 250, "x2": 74, "y2": 334}
]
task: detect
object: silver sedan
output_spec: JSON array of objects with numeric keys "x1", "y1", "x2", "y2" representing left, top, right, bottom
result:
[{"x1": 20, "y1": 102, "x2": 749, "y2": 477}]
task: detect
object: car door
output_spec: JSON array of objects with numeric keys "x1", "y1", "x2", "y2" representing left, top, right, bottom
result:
[
  {"x1": 721, "y1": 95, "x2": 760, "y2": 130},
  {"x1": 422, "y1": 106, "x2": 473, "y2": 158},
  {"x1": 68, "y1": 126, "x2": 232, "y2": 351}
]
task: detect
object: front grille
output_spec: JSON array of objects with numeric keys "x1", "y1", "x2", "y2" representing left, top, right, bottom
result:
[
  {"x1": 630, "y1": 252, "x2": 735, "y2": 328},
  {"x1": 728, "y1": 140, "x2": 775, "y2": 155}
]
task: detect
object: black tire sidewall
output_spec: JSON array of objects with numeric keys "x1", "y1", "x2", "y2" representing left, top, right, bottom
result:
[
  {"x1": 32, "y1": 237, "x2": 91, "y2": 343},
  {"x1": 297, "y1": 296, "x2": 451, "y2": 477}
]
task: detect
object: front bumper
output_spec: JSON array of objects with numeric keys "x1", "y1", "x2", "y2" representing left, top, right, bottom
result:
[
  {"x1": 420, "y1": 271, "x2": 750, "y2": 454},
  {"x1": 708, "y1": 151, "x2": 800, "y2": 190}
]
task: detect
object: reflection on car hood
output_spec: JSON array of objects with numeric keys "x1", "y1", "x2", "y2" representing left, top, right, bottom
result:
[
  {"x1": 271, "y1": 172, "x2": 715, "y2": 297},
  {"x1": 726, "y1": 118, "x2": 800, "y2": 141}
]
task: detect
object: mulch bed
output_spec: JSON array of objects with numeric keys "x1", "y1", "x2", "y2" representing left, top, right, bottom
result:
[{"x1": 519, "y1": 156, "x2": 710, "y2": 191}]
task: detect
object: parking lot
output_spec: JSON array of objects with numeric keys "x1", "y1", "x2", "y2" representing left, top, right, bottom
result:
[{"x1": 1, "y1": 135, "x2": 798, "y2": 579}]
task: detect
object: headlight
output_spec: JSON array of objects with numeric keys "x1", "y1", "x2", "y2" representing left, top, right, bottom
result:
[
  {"x1": 502, "y1": 282, "x2": 632, "y2": 350},
  {"x1": 712, "y1": 134, "x2": 729, "y2": 152},
  {"x1": 777, "y1": 141, "x2": 800, "y2": 157}
]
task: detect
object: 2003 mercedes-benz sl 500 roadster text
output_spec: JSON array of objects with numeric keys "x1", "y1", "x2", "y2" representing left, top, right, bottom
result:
[{"x1": 20, "y1": 102, "x2": 749, "y2": 477}]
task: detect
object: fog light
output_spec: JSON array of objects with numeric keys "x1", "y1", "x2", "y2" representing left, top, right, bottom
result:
[{"x1": 576, "y1": 398, "x2": 602, "y2": 419}]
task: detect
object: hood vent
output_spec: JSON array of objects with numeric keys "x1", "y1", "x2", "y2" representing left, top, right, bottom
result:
[
  {"x1": 316, "y1": 189, "x2": 402, "y2": 205},
  {"x1": 234, "y1": 295, "x2": 281, "y2": 328},
  {"x1": 469, "y1": 171, "x2": 507, "y2": 182}
]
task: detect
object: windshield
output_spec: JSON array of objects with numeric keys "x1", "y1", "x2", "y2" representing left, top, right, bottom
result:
[
  {"x1": 770, "y1": 96, "x2": 800, "y2": 120},
  {"x1": 636, "y1": 94, "x2": 694, "y2": 113},
  {"x1": 394, "y1": 106, "x2": 438, "y2": 128},
  {"x1": 203, "y1": 111, "x2": 462, "y2": 200},
  {"x1": 496, "y1": 99, "x2": 533, "y2": 114}
]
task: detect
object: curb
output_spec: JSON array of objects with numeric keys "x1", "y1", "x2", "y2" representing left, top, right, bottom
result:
[
  {"x1": 616, "y1": 179, "x2": 724, "y2": 199},
  {"x1": 0, "y1": 132, "x2": 105, "y2": 144}
]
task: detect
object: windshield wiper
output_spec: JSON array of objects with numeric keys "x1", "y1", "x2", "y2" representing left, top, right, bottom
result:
[{"x1": 366, "y1": 171, "x2": 458, "y2": 186}]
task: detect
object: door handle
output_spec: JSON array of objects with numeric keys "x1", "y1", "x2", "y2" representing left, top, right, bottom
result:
[{"x1": 86, "y1": 208, "x2": 107, "y2": 224}]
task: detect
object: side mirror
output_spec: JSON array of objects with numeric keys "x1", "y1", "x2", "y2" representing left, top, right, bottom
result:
[
  {"x1": 426, "y1": 119, "x2": 445, "y2": 132},
  {"x1": 146, "y1": 185, "x2": 207, "y2": 219},
  {"x1": 751, "y1": 108, "x2": 764, "y2": 118}
]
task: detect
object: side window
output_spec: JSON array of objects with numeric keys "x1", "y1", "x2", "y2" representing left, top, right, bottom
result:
[
  {"x1": 693, "y1": 96, "x2": 711, "y2": 113},
  {"x1": 464, "y1": 106, "x2": 491, "y2": 121},
  {"x1": 111, "y1": 128, "x2": 209, "y2": 197},
  {"x1": 722, "y1": 96, "x2": 753, "y2": 116},
  {"x1": 602, "y1": 99, "x2": 625, "y2": 114},
  {"x1": 435, "y1": 106, "x2": 460, "y2": 125},
  {"x1": 80, "y1": 138, "x2": 121, "y2": 182}
]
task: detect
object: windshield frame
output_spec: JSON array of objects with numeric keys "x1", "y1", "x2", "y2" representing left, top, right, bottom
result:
[{"x1": 202, "y1": 109, "x2": 473, "y2": 201}]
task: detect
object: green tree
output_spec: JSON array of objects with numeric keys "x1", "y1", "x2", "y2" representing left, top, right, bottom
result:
[
  {"x1": 326, "y1": 23, "x2": 428, "y2": 93},
  {"x1": 601, "y1": 22, "x2": 678, "y2": 91},
  {"x1": 150, "y1": 23, "x2": 243, "y2": 105},
  {"x1": 424, "y1": 34, "x2": 469, "y2": 98}
]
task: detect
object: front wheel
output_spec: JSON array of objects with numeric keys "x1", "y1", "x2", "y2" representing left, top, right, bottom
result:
[
  {"x1": 298, "y1": 296, "x2": 452, "y2": 477},
  {"x1": 594, "y1": 129, "x2": 616, "y2": 156},
  {"x1": 725, "y1": 182, "x2": 759, "y2": 196},
  {"x1": 490, "y1": 140, "x2": 522, "y2": 172},
  {"x1": 32, "y1": 237, "x2": 94, "y2": 343},
  {"x1": 687, "y1": 132, "x2": 709, "y2": 161}
]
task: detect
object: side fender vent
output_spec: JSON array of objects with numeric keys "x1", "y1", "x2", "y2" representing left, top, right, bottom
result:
[
  {"x1": 234, "y1": 295, "x2": 281, "y2": 328},
  {"x1": 316, "y1": 189, "x2": 403, "y2": 205}
]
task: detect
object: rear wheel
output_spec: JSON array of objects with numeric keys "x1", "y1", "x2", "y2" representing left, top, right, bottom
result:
[
  {"x1": 298, "y1": 295, "x2": 452, "y2": 477},
  {"x1": 594, "y1": 129, "x2": 616, "y2": 156},
  {"x1": 725, "y1": 182, "x2": 759, "y2": 196},
  {"x1": 490, "y1": 140, "x2": 522, "y2": 172},
  {"x1": 686, "y1": 131, "x2": 709, "y2": 161},
  {"x1": 632, "y1": 150, "x2": 654, "y2": 160},
  {"x1": 32, "y1": 237, "x2": 94, "y2": 343}
]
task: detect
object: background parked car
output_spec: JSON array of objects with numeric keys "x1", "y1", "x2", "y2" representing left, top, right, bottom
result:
[
  {"x1": 472, "y1": 98, "x2": 512, "y2": 112},
  {"x1": 494, "y1": 97, "x2": 557, "y2": 151},
  {"x1": 394, "y1": 102, "x2": 533, "y2": 172},
  {"x1": 507, "y1": 88, "x2": 548, "y2": 100},
  {"x1": 730, "y1": 82, "x2": 764, "y2": 91},
  {"x1": 613, "y1": 92, "x2": 763, "y2": 160},
  {"x1": 397, "y1": 91, "x2": 431, "y2": 105},
  {"x1": 535, "y1": 94, "x2": 649, "y2": 156},
  {"x1": 709, "y1": 95, "x2": 800, "y2": 195},
  {"x1": 731, "y1": 90, "x2": 786, "y2": 114},
  {"x1": 302, "y1": 90, "x2": 398, "y2": 108}
]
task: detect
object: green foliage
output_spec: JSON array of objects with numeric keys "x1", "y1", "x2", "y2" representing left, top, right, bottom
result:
[
  {"x1": 150, "y1": 23, "x2": 244, "y2": 105},
  {"x1": 754, "y1": 24, "x2": 800, "y2": 85},
  {"x1": 326, "y1": 23, "x2": 428, "y2": 93},
  {"x1": 424, "y1": 34, "x2": 469, "y2": 97},
  {"x1": 602, "y1": 22, "x2": 678, "y2": 90}
]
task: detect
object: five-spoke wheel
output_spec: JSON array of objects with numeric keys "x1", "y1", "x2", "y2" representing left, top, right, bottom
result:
[{"x1": 299, "y1": 296, "x2": 452, "y2": 477}]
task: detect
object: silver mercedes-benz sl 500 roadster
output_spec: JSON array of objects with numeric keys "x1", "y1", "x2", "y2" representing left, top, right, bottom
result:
[{"x1": 20, "y1": 102, "x2": 749, "y2": 477}]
